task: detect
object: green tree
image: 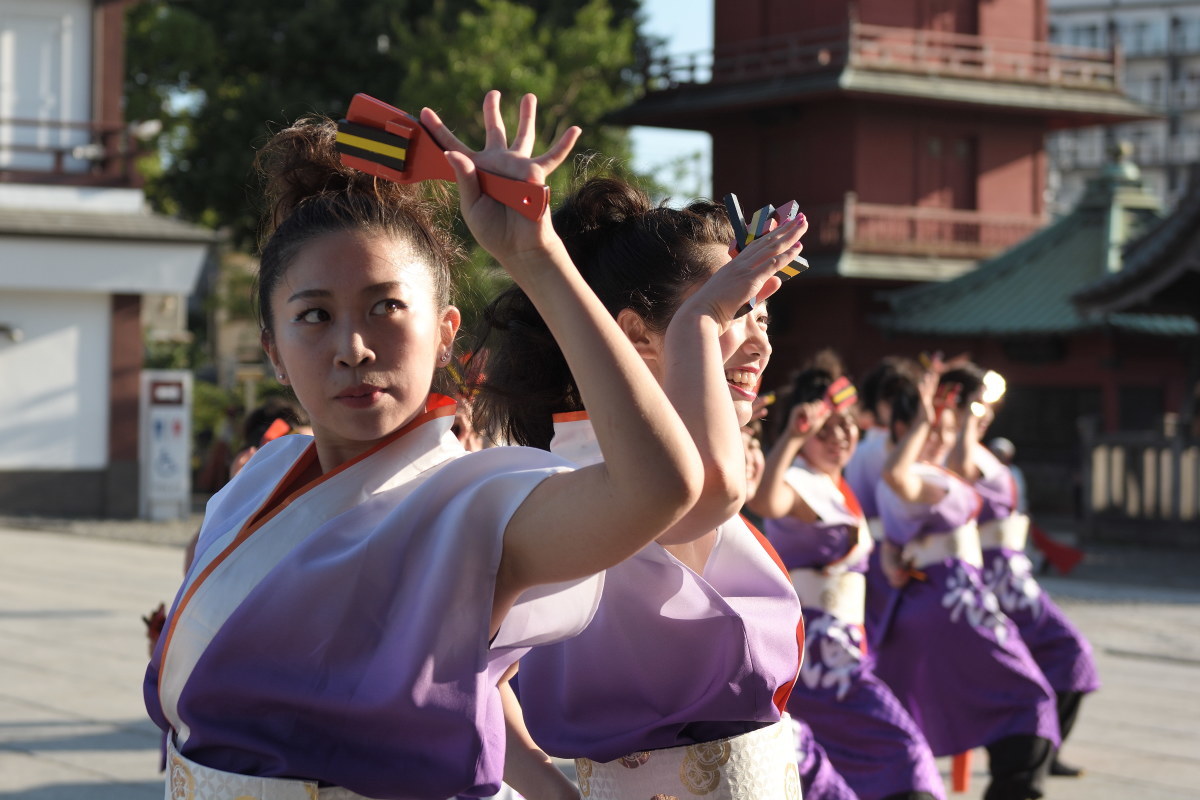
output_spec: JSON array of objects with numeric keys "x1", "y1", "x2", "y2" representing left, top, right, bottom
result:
[{"x1": 125, "y1": 0, "x2": 646, "y2": 252}]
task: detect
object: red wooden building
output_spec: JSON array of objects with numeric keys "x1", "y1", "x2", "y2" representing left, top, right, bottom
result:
[{"x1": 612, "y1": 0, "x2": 1179, "y2": 515}]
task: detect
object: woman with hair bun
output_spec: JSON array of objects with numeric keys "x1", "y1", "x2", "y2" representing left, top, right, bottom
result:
[
  {"x1": 872, "y1": 366, "x2": 1060, "y2": 800},
  {"x1": 473, "y1": 176, "x2": 810, "y2": 798},
  {"x1": 749, "y1": 351, "x2": 943, "y2": 800},
  {"x1": 939, "y1": 365, "x2": 1099, "y2": 780},
  {"x1": 143, "y1": 92, "x2": 707, "y2": 800}
]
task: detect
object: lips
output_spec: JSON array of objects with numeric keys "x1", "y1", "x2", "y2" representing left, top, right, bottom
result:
[
  {"x1": 336, "y1": 384, "x2": 385, "y2": 408},
  {"x1": 725, "y1": 367, "x2": 759, "y2": 399}
]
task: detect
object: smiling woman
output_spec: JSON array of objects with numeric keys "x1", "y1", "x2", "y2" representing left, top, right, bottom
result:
[
  {"x1": 143, "y1": 91, "x2": 706, "y2": 800},
  {"x1": 748, "y1": 353, "x2": 946, "y2": 800},
  {"x1": 471, "y1": 175, "x2": 813, "y2": 798}
]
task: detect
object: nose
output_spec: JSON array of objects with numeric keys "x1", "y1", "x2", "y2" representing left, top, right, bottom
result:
[
  {"x1": 335, "y1": 322, "x2": 375, "y2": 368},
  {"x1": 746, "y1": 317, "x2": 772, "y2": 360}
]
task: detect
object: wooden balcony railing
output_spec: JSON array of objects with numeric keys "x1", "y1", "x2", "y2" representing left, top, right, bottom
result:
[
  {"x1": 637, "y1": 21, "x2": 1122, "y2": 95},
  {"x1": 801, "y1": 193, "x2": 1045, "y2": 260},
  {"x1": 0, "y1": 117, "x2": 145, "y2": 187}
]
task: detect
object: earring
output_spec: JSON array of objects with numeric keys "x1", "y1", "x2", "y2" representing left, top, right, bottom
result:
[
  {"x1": 277, "y1": 373, "x2": 286, "y2": 380},
  {"x1": 439, "y1": 353, "x2": 450, "y2": 363}
]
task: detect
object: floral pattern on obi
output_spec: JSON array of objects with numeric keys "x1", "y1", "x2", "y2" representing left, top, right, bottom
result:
[
  {"x1": 941, "y1": 563, "x2": 1008, "y2": 643},
  {"x1": 982, "y1": 551, "x2": 1043, "y2": 620},
  {"x1": 681, "y1": 740, "x2": 733, "y2": 792},
  {"x1": 799, "y1": 613, "x2": 865, "y2": 702},
  {"x1": 574, "y1": 720, "x2": 798, "y2": 798}
]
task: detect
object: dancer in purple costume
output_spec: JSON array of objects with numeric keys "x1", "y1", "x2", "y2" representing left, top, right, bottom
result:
[
  {"x1": 144, "y1": 93, "x2": 709, "y2": 800},
  {"x1": 873, "y1": 367, "x2": 1060, "y2": 800},
  {"x1": 843, "y1": 357, "x2": 920, "y2": 642},
  {"x1": 472, "y1": 177, "x2": 809, "y2": 798},
  {"x1": 751, "y1": 356, "x2": 944, "y2": 800},
  {"x1": 939, "y1": 365, "x2": 1100, "y2": 779}
]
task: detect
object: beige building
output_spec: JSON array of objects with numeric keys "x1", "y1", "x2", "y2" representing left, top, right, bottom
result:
[{"x1": 1049, "y1": 0, "x2": 1200, "y2": 213}]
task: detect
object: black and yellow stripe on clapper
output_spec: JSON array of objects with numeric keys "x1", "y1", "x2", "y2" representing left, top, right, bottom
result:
[{"x1": 335, "y1": 120, "x2": 409, "y2": 174}]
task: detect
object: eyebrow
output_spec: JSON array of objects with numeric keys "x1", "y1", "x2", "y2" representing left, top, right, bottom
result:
[{"x1": 286, "y1": 281, "x2": 404, "y2": 304}]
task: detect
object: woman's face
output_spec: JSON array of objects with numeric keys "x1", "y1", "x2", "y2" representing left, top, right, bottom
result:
[
  {"x1": 719, "y1": 300, "x2": 772, "y2": 427},
  {"x1": 637, "y1": 244, "x2": 772, "y2": 427},
  {"x1": 263, "y1": 229, "x2": 460, "y2": 468},
  {"x1": 801, "y1": 408, "x2": 859, "y2": 475}
]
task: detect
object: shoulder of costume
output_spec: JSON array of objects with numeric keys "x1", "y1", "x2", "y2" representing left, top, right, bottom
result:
[
  {"x1": 456, "y1": 443, "x2": 578, "y2": 472},
  {"x1": 207, "y1": 435, "x2": 312, "y2": 508}
]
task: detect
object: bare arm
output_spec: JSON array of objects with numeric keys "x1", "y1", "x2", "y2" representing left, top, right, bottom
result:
[
  {"x1": 425, "y1": 93, "x2": 703, "y2": 618},
  {"x1": 881, "y1": 371, "x2": 944, "y2": 505},
  {"x1": 747, "y1": 401, "x2": 828, "y2": 521},
  {"x1": 498, "y1": 677, "x2": 580, "y2": 799},
  {"x1": 655, "y1": 218, "x2": 809, "y2": 543},
  {"x1": 946, "y1": 405, "x2": 982, "y2": 482}
]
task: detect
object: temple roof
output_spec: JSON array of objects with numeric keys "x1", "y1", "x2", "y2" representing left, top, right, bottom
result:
[
  {"x1": 1072, "y1": 167, "x2": 1200, "y2": 320},
  {"x1": 876, "y1": 146, "x2": 1198, "y2": 337}
]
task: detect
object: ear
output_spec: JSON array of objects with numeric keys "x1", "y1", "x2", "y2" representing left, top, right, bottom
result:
[
  {"x1": 439, "y1": 305, "x2": 462, "y2": 354},
  {"x1": 261, "y1": 329, "x2": 287, "y2": 384},
  {"x1": 615, "y1": 308, "x2": 662, "y2": 362}
]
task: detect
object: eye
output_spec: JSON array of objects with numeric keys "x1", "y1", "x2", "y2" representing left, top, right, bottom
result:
[
  {"x1": 371, "y1": 298, "x2": 407, "y2": 316},
  {"x1": 293, "y1": 308, "x2": 327, "y2": 324},
  {"x1": 755, "y1": 312, "x2": 771, "y2": 330}
]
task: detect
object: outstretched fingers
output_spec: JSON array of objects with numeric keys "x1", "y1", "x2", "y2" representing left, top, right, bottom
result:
[
  {"x1": 419, "y1": 107, "x2": 473, "y2": 156},
  {"x1": 533, "y1": 125, "x2": 582, "y2": 176},
  {"x1": 510, "y1": 94, "x2": 537, "y2": 156},
  {"x1": 482, "y1": 89, "x2": 508, "y2": 152}
]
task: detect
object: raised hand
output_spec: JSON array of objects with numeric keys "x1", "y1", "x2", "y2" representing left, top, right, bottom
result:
[
  {"x1": 676, "y1": 213, "x2": 808, "y2": 330},
  {"x1": 789, "y1": 399, "x2": 832, "y2": 438},
  {"x1": 420, "y1": 91, "x2": 579, "y2": 268},
  {"x1": 916, "y1": 369, "x2": 939, "y2": 424}
]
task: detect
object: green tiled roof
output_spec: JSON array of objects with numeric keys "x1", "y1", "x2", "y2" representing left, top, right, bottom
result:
[{"x1": 877, "y1": 153, "x2": 1196, "y2": 337}]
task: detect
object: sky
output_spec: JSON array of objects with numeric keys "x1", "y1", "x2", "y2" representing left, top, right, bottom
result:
[{"x1": 628, "y1": 0, "x2": 714, "y2": 200}]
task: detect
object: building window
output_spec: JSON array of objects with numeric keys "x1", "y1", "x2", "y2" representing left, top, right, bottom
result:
[{"x1": 1132, "y1": 21, "x2": 1149, "y2": 54}]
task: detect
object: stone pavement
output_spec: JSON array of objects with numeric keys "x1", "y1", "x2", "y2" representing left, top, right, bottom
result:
[{"x1": 0, "y1": 516, "x2": 1197, "y2": 799}]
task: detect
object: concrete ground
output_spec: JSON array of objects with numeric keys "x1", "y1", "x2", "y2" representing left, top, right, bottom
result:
[{"x1": 0, "y1": 514, "x2": 1197, "y2": 799}]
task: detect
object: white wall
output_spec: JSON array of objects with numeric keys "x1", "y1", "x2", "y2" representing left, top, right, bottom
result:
[
  {"x1": 0, "y1": 0, "x2": 92, "y2": 171},
  {"x1": 0, "y1": 289, "x2": 110, "y2": 469}
]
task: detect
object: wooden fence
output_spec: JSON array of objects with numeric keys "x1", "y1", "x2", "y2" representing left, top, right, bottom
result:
[{"x1": 1081, "y1": 417, "x2": 1200, "y2": 546}]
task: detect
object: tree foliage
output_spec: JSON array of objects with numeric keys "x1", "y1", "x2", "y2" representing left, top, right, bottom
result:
[{"x1": 125, "y1": 0, "x2": 646, "y2": 253}]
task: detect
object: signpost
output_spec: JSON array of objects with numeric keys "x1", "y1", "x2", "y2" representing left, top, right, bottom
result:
[{"x1": 139, "y1": 370, "x2": 192, "y2": 520}]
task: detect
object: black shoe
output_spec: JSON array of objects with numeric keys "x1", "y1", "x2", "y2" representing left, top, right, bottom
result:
[{"x1": 1049, "y1": 759, "x2": 1084, "y2": 777}]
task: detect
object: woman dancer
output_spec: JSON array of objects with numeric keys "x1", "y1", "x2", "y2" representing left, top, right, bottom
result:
[
  {"x1": 750, "y1": 358, "x2": 944, "y2": 800},
  {"x1": 940, "y1": 365, "x2": 1100, "y2": 778},
  {"x1": 873, "y1": 367, "x2": 1060, "y2": 800},
  {"x1": 472, "y1": 177, "x2": 813, "y2": 798},
  {"x1": 143, "y1": 92, "x2": 706, "y2": 800}
]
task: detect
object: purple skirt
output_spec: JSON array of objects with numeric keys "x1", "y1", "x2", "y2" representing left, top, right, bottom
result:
[
  {"x1": 794, "y1": 715, "x2": 860, "y2": 800},
  {"x1": 863, "y1": 547, "x2": 891, "y2": 647},
  {"x1": 789, "y1": 609, "x2": 945, "y2": 800},
  {"x1": 872, "y1": 560, "x2": 1061, "y2": 756},
  {"x1": 982, "y1": 548, "x2": 1101, "y2": 694}
]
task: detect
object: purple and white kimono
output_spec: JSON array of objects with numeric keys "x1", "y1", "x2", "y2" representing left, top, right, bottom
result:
[
  {"x1": 145, "y1": 396, "x2": 603, "y2": 800},
  {"x1": 873, "y1": 463, "x2": 1060, "y2": 757},
  {"x1": 515, "y1": 414, "x2": 806, "y2": 797},
  {"x1": 844, "y1": 427, "x2": 892, "y2": 642},
  {"x1": 766, "y1": 458, "x2": 944, "y2": 800},
  {"x1": 973, "y1": 447, "x2": 1100, "y2": 696}
]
